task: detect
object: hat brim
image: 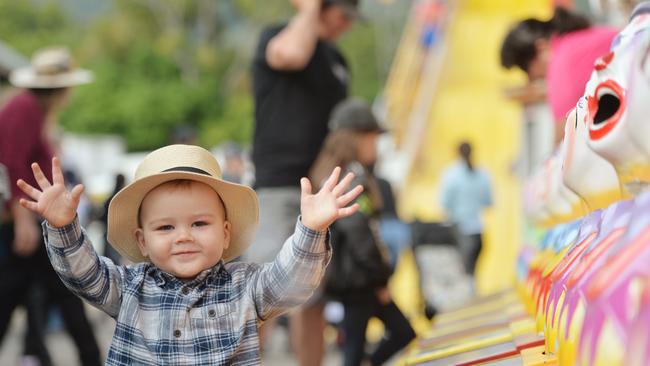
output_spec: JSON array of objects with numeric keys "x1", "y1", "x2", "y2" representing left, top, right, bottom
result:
[
  {"x1": 107, "y1": 171, "x2": 259, "y2": 263},
  {"x1": 9, "y1": 67, "x2": 93, "y2": 89}
]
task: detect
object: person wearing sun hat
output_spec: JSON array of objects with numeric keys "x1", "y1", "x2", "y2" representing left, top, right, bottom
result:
[
  {"x1": 0, "y1": 46, "x2": 101, "y2": 366},
  {"x1": 16, "y1": 143, "x2": 364, "y2": 365}
]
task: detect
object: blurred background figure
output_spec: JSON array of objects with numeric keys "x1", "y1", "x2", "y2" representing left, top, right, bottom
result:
[
  {"x1": 100, "y1": 173, "x2": 125, "y2": 265},
  {"x1": 0, "y1": 47, "x2": 101, "y2": 366},
  {"x1": 247, "y1": 0, "x2": 360, "y2": 364},
  {"x1": 500, "y1": 7, "x2": 618, "y2": 144},
  {"x1": 314, "y1": 98, "x2": 415, "y2": 366},
  {"x1": 440, "y1": 142, "x2": 493, "y2": 283},
  {"x1": 219, "y1": 141, "x2": 247, "y2": 184},
  {"x1": 170, "y1": 124, "x2": 198, "y2": 145},
  {"x1": 0, "y1": 163, "x2": 9, "y2": 222}
]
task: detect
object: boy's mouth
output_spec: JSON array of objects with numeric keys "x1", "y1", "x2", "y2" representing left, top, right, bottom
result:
[{"x1": 173, "y1": 250, "x2": 200, "y2": 257}]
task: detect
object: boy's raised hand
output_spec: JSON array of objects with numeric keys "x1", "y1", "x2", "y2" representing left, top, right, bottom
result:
[
  {"x1": 16, "y1": 157, "x2": 84, "y2": 228},
  {"x1": 300, "y1": 167, "x2": 364, "y2": 232}
]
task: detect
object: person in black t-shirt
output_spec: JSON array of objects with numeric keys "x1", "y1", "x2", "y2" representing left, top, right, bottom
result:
[{"x1": 246, "y1": 0, "x2": 361, "y2": 364}]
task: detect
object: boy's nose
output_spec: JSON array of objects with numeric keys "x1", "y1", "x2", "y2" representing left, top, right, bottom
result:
[{"x1": 174, "y1": 227, "x2": 194, "y2": 243}]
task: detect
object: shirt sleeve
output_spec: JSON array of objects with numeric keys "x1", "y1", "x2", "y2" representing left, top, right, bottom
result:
[
  {"x1": 43, "y1": 217, "x2": 124, "y2": 318},
  {"x1": 253, "y1": 24, "x2": 340, "y2": 89},
  {"x1": 250, "y1": 217, "x2": 330, "y2": 321},
  {"x1": 254, "y1": 25, "x2": 282, "y2": 67}
]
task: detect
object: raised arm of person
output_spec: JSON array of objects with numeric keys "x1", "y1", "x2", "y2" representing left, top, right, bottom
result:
[
  {"x1": 251, "y1": 167, "x2": 363, "y2": 320},
  {"x1": 266, "y1": 0, "x2": 322, "y2": 70},
  {"x1": 17, "y1": 157, "x2": 123, "y2": 317}
]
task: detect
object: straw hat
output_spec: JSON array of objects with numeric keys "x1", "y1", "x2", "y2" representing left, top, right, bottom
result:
[
  {"x1": 9, "y1": 47, "x2": 93, "y2": 89},
  {"x1": 107, "y1": 144, "x2": 259, "y2": 263}
]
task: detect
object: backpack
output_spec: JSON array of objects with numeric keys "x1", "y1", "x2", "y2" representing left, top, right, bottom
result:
[{"x1": 323, "y1": 214, "x2": 392, "y2": 298}]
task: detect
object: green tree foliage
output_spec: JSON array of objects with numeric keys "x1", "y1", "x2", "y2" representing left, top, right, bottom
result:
[
  {"x1": 340, "y1": 23, "x2": 382, "y2": 102},
  {"x1": 0, "y1": 1, "x2": 78, "y2": 54},
  {"x1": 0, "y1": 0, "x2": 384, "y2": 151},
  {"x1": 63, "y1": 0, "x2": 237, "y2": 151}
]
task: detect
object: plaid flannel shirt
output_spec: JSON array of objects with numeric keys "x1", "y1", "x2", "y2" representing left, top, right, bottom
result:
[{"x1": 43, "y1": 217, "x2": 330, "y2": 365}]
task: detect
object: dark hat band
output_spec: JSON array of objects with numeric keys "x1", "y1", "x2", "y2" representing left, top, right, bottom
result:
[{"x1": 162, "y1": 166, "x2": 211, "y2": 176}]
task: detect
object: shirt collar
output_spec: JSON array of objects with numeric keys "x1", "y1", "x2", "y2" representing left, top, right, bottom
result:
[{"x1": 147, "y1": 260, "x2": 227, "y2": 288}]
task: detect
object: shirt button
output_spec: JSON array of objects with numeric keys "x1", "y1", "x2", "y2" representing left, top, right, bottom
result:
[
  {"x1": 174, "y1": 330, "x2": 181, "y2": 338},
  {"x1": 181, "y1": 288, "x2": 190, "y2": 295},
  {"x1": 208, "y1": 309, "x2": 216, "y2": 318}
]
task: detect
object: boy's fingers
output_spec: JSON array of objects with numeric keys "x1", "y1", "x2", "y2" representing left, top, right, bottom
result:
[
  {"x1": 300, "y1": 178, "x2": 312, "y2": 196},
  {"x1": 323, "y1": 166, "x2": 341, "y2": 191},
  {"x1": 16, "y1": 179, "x2": 41, "y2": 200},
  {"x1": 336, "y1": 184, "x2": 364, "y2": 207},
  {"x1": 337, "y1": 203, "x2": 360, "y2": 218},
  {"x1": 52, "y1": 157, "x2": 64, "y2": 186},
  {"x1": 31, "y1": 163, "x2": 51, "y2": 189},
  {"x1": 19, "y1": 198, "x2": 39, "y2": 213},
  {"x1": 70, "y1": 184, "x2": 85, "y2": 207},
  {"x1": 332, "y1": 172, "x2": 355, "y2": 196}
]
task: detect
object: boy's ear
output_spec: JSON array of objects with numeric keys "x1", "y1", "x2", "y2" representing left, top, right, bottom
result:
[
  {"x1": 134, "y1": 228, "x2": 148, "y2": 257},
  {"x1": 223, "y1": 221, "x2": 231, "y2": 250}
]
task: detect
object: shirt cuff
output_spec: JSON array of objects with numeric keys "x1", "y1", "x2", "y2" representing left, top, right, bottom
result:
[
  {"x1": 295, "y1": 216, "x2": 330, "y2": 255},
  {"x1": 42, "y1": 215, "x2": 83, "y2": 249}
]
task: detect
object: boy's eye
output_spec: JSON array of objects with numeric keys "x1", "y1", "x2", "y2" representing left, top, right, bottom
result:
[
  {"x1": 192, "y1": 221, "x2": 209, "y2": 227},
  {"x1": 155, "y1": 225, "x2": 174, "y2": 231}
]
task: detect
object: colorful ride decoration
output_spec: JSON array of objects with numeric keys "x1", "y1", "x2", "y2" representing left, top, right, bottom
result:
[
  {"x1": 519, "y1": 4, "x2": 650, "y2": 366},
  {"x1": 585, "y1": 7, "x2": 650, "y2": 190},
  {"x1": 397, "y1": 3, "x2": 650, "y2": 366}
]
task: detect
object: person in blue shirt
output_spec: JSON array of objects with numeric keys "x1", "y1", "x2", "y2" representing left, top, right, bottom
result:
[{"x1": 440, "y1": 142, "x2": 493, "y2": 276}]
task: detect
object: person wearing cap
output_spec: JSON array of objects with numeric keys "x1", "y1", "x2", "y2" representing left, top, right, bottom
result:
[
  {"x1": 249, "y1": 0, "x2": 361, "y2": 363},
  {"x1": 0, "y1": 47, "x2": 101, "y2": 366},
  {"x1": 311, "y1": 98, "x2": 415, "y2": 366},
  {"x1": 16, "y1": 144, "x2": 363, "y2": 365}
]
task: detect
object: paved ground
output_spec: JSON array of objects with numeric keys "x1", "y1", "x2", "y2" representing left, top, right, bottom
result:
[{"x1": 0, "y1": 306, "x2": 344, "y2": 366}]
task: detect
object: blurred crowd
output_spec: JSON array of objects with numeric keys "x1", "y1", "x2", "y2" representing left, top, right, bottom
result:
[{"x1": 0, "y1": 0, "x2": 638, "y2": 365}]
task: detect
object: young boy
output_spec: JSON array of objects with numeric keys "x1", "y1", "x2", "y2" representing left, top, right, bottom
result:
[{"x1": 16, "y1": 144, "x2": 363, "y2": 365}]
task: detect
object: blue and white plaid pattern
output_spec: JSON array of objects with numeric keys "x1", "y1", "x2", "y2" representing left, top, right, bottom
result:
[{"x1": 44, "y1": 217, "x2": 330, "y2": 365}]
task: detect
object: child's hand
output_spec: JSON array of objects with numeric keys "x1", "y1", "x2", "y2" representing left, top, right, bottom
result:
[
  {"x1": 16, "y1": 157, "x2": 84, "y2": 228},
  {"x1": 300, "y1": 166, "x2": 364, "y2": 232}
]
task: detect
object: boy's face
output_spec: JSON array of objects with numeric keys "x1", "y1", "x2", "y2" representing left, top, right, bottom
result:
[{"x1": 134, "y1": 181, "x2": 231, "y2": 280}]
